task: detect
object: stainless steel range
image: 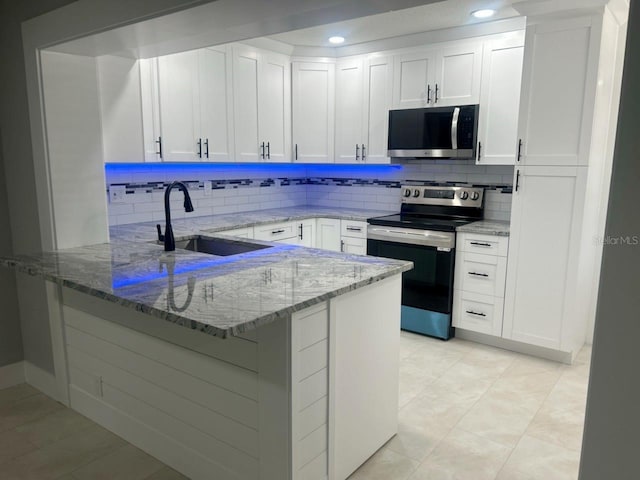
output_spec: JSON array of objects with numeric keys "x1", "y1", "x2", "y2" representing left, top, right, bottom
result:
[{"x1": 367, "y1": 185, "x2": 485, "y2": 340}]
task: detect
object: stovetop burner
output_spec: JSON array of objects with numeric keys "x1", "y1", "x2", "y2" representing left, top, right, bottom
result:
[{"x1": 367, "y1": 185, "x2": 485, "y2": 232}]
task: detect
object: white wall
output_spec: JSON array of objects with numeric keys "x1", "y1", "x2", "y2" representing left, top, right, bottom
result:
[{"x1": 579, "y1": 0, "x2": 639, "y2": 477}]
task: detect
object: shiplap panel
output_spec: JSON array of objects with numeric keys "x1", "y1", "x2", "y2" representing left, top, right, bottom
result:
[
  {"x1": 66, "y1": 326, "x2": 258, "y2": 428},
  {"x1": 70, "y1": 386, "x2": 245, "y2": 480},
  {"x1": 62, "y1": 289, "x2": 258, "y2": 370},
  {"x1": 67, "y1": 347, "x2": 258, "y2": 456},
  {"x1": 63, "y1": 305, "x2": 258, "y2": 397},
  {"x1": 297, "y1": 425, "x2": 328, "y2": 470},
  {"x1": 299, "y1": 451, "x2": 328, "y2": 480},
  {"x1": 295, "y1": 305, "x2": 329, "y2": 350},
  {"x1": 296, "y1": 397, "x2": 327, "y2": 441},
  {"x1": 297, "y1": 340, "x2": 328, "y2": 381}
]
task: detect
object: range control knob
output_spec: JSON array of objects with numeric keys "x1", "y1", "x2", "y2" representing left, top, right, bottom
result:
[
  {"x1": 403, "y1": 188, "x2": 412, "y2": 197},
  {"x1": 470, "y1": 191, "x2": 480, "y2": 201},
  {"x1": 459, "y1": 191, "x2": 469, "y2": 200},
  {"x1": 413, "y1": 189, "x2": 421, "y2": 198}
]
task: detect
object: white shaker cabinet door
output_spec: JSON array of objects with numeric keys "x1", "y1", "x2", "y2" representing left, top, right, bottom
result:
[
  {"x1": 516, "y1": 18, "x2": 599, "y2": 166},
  {"x1": 335, "y1": 58, "x2": 365, "y2": 163},
  {"x1": 433, "y1": 42, "x2": 482, "y2": 107},
  {"x1": 316, "y1": 218, "x2": 341, "y2": 252},
  {"x1": 477, "y1": 35, "x2": 525, "y2": 165},
  {"x1": 258, "y1": 52, "x2": 291, "y2": 163},
  {"x1": 157, "y1": 50, "x2": 201, "y2": 161},
  {"x1": 198, "y1": 46, "x2": 234, "y2": 162},
  {"x1": 232, "y1": 46, "x2": 261, "y2": 162},
  {"x1": 503, "y1": 165, "x2": 587, "y2": 349},
  {"x1": 292, "y1": 62, "x2": 335, "y2": 163},
  {"x1": 392, "y1": 49, "x2": 436, "y2": 109},
  {"x1": 363, "y1": 56, "x2": 393, "y2": 164},
  {"x1": 139, "y1": 58, "x2": 162, "y2": 162}
]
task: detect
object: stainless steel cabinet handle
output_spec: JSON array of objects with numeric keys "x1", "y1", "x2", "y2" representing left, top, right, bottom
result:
[
  {"x1": 346, "y1": 227, "x2": 362, "y2": 232},
  {"x1": 427, "y1": 84, "x2": 431, "y2": 104},
  {"x1": 295, "y1": 144, "x2": 298, "y2": 161},
  {"x1": 266, "y1": 142, "x2": 270, "y2": 160},
  {"x1": 355, "y1": 144, "x2": 360, "y2": 161},
  {"x1": 271, "y1": 229, "x2": 285, "y2": 235},
  {"x1": 155, "y1": 137, "x2": 163, "y2": 159},
  {"x1": 204, "y1": 138, "x2": 209, "y2": 159},
  {"x1": 516, "y1": 169, "x2": 521, "y2": 192},
  {"x1": 468, "y1": 272, "x2": 489, "y2": 277},
  {"x1": 197, "y1": 138, "x2": 202, "y2": 158},
  {"x1": 298, "y1": 224, "x2": 303, "y2": 240},
  {"x1": 260, "y1": 142, "x2": 265, "y2": 160},
  {"x1": 470, "y1": 241, "x2": 492, "y2": 247},
  {"x1": 466, "y1": 310, "x2": 486, "y2": 317},
  {"x1": 434, "y1": 83, "x2": 439, "y2": 103},
  {"x1": 340, "y1": 240, "x2": 345, "y2": 252},
  {"x1": 477, "y1": 141, "x2": 482, "y2": 162},
  {"x1": 362, "y1": 144, "x2": 366, "y2": 161}
]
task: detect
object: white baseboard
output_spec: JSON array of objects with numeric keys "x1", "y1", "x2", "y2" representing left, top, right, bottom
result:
[
  {"x1": 455, "y1": 329, "x2": 574, "y2": 364},
  {"x1": 0, "y1": 361, "x2": 26, "y2": 389},
  {"x1": 24, "y1": 362, "x2": 59, "y2": 400}
]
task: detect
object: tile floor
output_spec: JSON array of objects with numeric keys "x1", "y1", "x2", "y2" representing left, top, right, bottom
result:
[{"x1": 0, "y1": 333, "x2": 590, "y2": 479}]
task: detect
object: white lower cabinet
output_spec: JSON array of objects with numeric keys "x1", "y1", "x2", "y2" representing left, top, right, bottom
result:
[
  {"x1": 453, "y1": 233, "x2": 509, "y2": 337},
  {"x1": 297, "y1": 220, "x2": 315, "y2": 248},
  {"x1": 316, "y1": 218, "x2": 342, "y2": 252},
  {"x1": 340, "y1": 220, "x2": 368, "y2": 255},
  {"x1": 254, "y1": 221, "x2": 299, "y2": 244}
]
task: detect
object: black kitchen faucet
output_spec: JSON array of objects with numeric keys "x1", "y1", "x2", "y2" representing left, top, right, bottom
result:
[{"x1": 156, "y1": 181, "x2": 194, "y2": 251}]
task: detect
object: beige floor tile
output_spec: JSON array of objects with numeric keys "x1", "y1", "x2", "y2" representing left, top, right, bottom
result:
[
  {"x1": 456, "y1": 389, "x2": 547, "y2": 448},
  {"x1": 420, "y1": 373, "x2": 495, "y2": 408},
  {"x1": 544, "y1": 375, "x2": 588, "y2": 415},
  {"x1": 71, "y1": 443, "x2": 165, "y2": 480},
  {"x1": 573, "y1": 345, "x2": 592, "y2": 365},
  {"x1": 348, "y1": 446, "x2": 419, "y2": 480},
  {"x1": 0, "y1": 428, "x2": 38, "y2": 465},
  {"x1": 409, "y1": 428, "x2": 511, "y2": 480},
  {"x1": 386, "y1": 417, "x2": 449, "y2": 461},
  {"x1": 496, "y1": 435, "x2": 580, "y2": 480},
  {"x1": 501, "y1": 354, "x2": 563, "y2": 379},
  {"x1": 13, "y1": 408, "x2": 95, "y2": 448},
  {"x1": 526, "y1": 402, "x2": 585, "y2": 452},
  {"x1": 487, "y1": 370, "x2": 561, "y2": 401},
  {"x1": 0, "y1": 425, "x2": 124, "y2": 480},
  {"x1": 0, "y1": 384, "x2": 40, "y2": 408},
  {"x1": 143, "y1": 466, "x2": 190, "y2": 480},
  {"x1": 0, "y1": 393, "x2": 64, "y2": 433}
]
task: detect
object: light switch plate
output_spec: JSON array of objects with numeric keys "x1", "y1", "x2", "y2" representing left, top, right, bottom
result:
[{"x1": 110, "y1": 185, "x2": 126, "y2": 203}]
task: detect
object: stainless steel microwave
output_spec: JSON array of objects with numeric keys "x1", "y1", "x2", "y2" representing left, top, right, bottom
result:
[{"x1": 387, "y1": 105, "x2": 479, "y2": 159}]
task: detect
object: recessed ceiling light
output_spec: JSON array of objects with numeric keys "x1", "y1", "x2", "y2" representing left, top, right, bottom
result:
[
  {"x1": 471, "y1": 9, "x2": 496, "y2": 19},
  {"x1": 328, "y1": 36, "x2": 345, "y2": 45}
]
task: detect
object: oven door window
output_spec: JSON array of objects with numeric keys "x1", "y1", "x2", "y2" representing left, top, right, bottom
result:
[{"x1": 367, "y1": 239, "x2": 455, "y2": 314}]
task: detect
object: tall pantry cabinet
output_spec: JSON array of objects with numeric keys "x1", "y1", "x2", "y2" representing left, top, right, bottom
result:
[{"x1": 503, "y1": 15, "x2": 602, "y2": 358}]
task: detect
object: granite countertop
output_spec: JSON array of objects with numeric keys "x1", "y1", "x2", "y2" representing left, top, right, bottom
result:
[
  {"x1": 2, "y1": 207, "x2": 411, "y2": 338},
  {"x1": 457, "y1": 220, "x2": 511, "y2": 237},
  {"x1": 110, "y1": 206, "x2": 394, "y2": 243}
]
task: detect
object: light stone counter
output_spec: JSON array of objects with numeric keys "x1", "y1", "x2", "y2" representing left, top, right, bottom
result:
[{"x1": 457, "y1": 219, "x2": 511, "y2": 237}]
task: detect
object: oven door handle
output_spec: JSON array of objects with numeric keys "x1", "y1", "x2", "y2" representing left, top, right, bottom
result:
[{"x1": 367, "y1": 226, "x2": 455, "y2": 250}]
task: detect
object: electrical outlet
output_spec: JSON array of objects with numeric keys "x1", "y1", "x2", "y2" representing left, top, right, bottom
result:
[{"x1": 109, "y1": 185, "x2": 126, "y2": 203}]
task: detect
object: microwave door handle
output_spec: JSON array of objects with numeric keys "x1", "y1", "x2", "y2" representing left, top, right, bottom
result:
[{"x1": 451, "y1": 107, "x2": 460, "y2": 150}]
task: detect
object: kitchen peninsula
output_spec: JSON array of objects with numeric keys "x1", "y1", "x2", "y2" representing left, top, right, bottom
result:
[{"x1": 0, "y1": 209, "x2": 412, "y2": 480}]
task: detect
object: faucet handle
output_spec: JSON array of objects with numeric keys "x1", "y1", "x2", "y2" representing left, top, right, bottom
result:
[{"x1": 156, "y1": 224, "x2": 165, "y2": 242}]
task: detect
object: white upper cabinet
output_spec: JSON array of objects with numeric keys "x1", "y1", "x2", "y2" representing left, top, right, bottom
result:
[
  {"x1": 516, "y1": 17, "x2": 598, "y2": 166},
  {"x1": 335, "y1": 58, "x2": 365, "y2": 163},
  {"x1": 233, "y1": 46, "x2": 291, "y2": 162},
  {"x1": 157, "y1": 50, "x2": 201, "y2": 161},
  {"x1": 434, "y1": 42, "x2": 483, "y2": 107},
  {"x1": 198, "y1": 47, "x2": 234, "y2": 162},
  {"x1": 157, "y1": 47, "x2": 234, "y2": 162},
  {"x1": 335, "y1": 56, "x2": 393, "y2": 164},
  {"x1": 139, "y1": 58, "x2": 162, "y2": 162},
  {"x1": 257, "y1": 52, "x2": 291, "y2": 163},
  {"x1": 392, "y1": 41, "x2": 482, "y2": 109},
  {"x1": 476, "y1": 34, "x2": 525, "y2": 165},
  {"x1": 292, "y1": 61, "x2": 335, "y2": 163}
]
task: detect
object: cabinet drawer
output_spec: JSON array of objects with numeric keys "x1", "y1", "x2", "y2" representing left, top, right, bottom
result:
[
  {"x1": 340, "y1": 220, "x2": 367, "y2": 239},
  {"x1": 342, "y1": 236, "x2": 367, "y2": 255},
  {"x1": 453, "y1": 290, "x2": 504, "y2": 336},
  {"x1": 458, "y1": 233, "x2": 509, "y2": 257},
  {"x1": 254, "y1": 221, "x2": 297, "y2": 242},
  {"x1": 455, "y1": 252, "x2": 506, "y2": 297}
]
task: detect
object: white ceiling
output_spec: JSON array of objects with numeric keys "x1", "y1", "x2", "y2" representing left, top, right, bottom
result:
[{"x1": 268, "y1": 0, "x2": 523, "y2": 48}]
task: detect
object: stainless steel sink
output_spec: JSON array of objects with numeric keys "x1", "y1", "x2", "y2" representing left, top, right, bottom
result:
[{"x1": 175, "y1": 236, "x2": 272, "y2": 256}]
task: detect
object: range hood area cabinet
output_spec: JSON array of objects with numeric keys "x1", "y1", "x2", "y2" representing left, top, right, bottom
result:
[
  {"x1": 334, "y1": 56, "x2": 393, "y2": 164},
  {"x1": 392, "y1": 41, "x2": 482, "y2": 109}
]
